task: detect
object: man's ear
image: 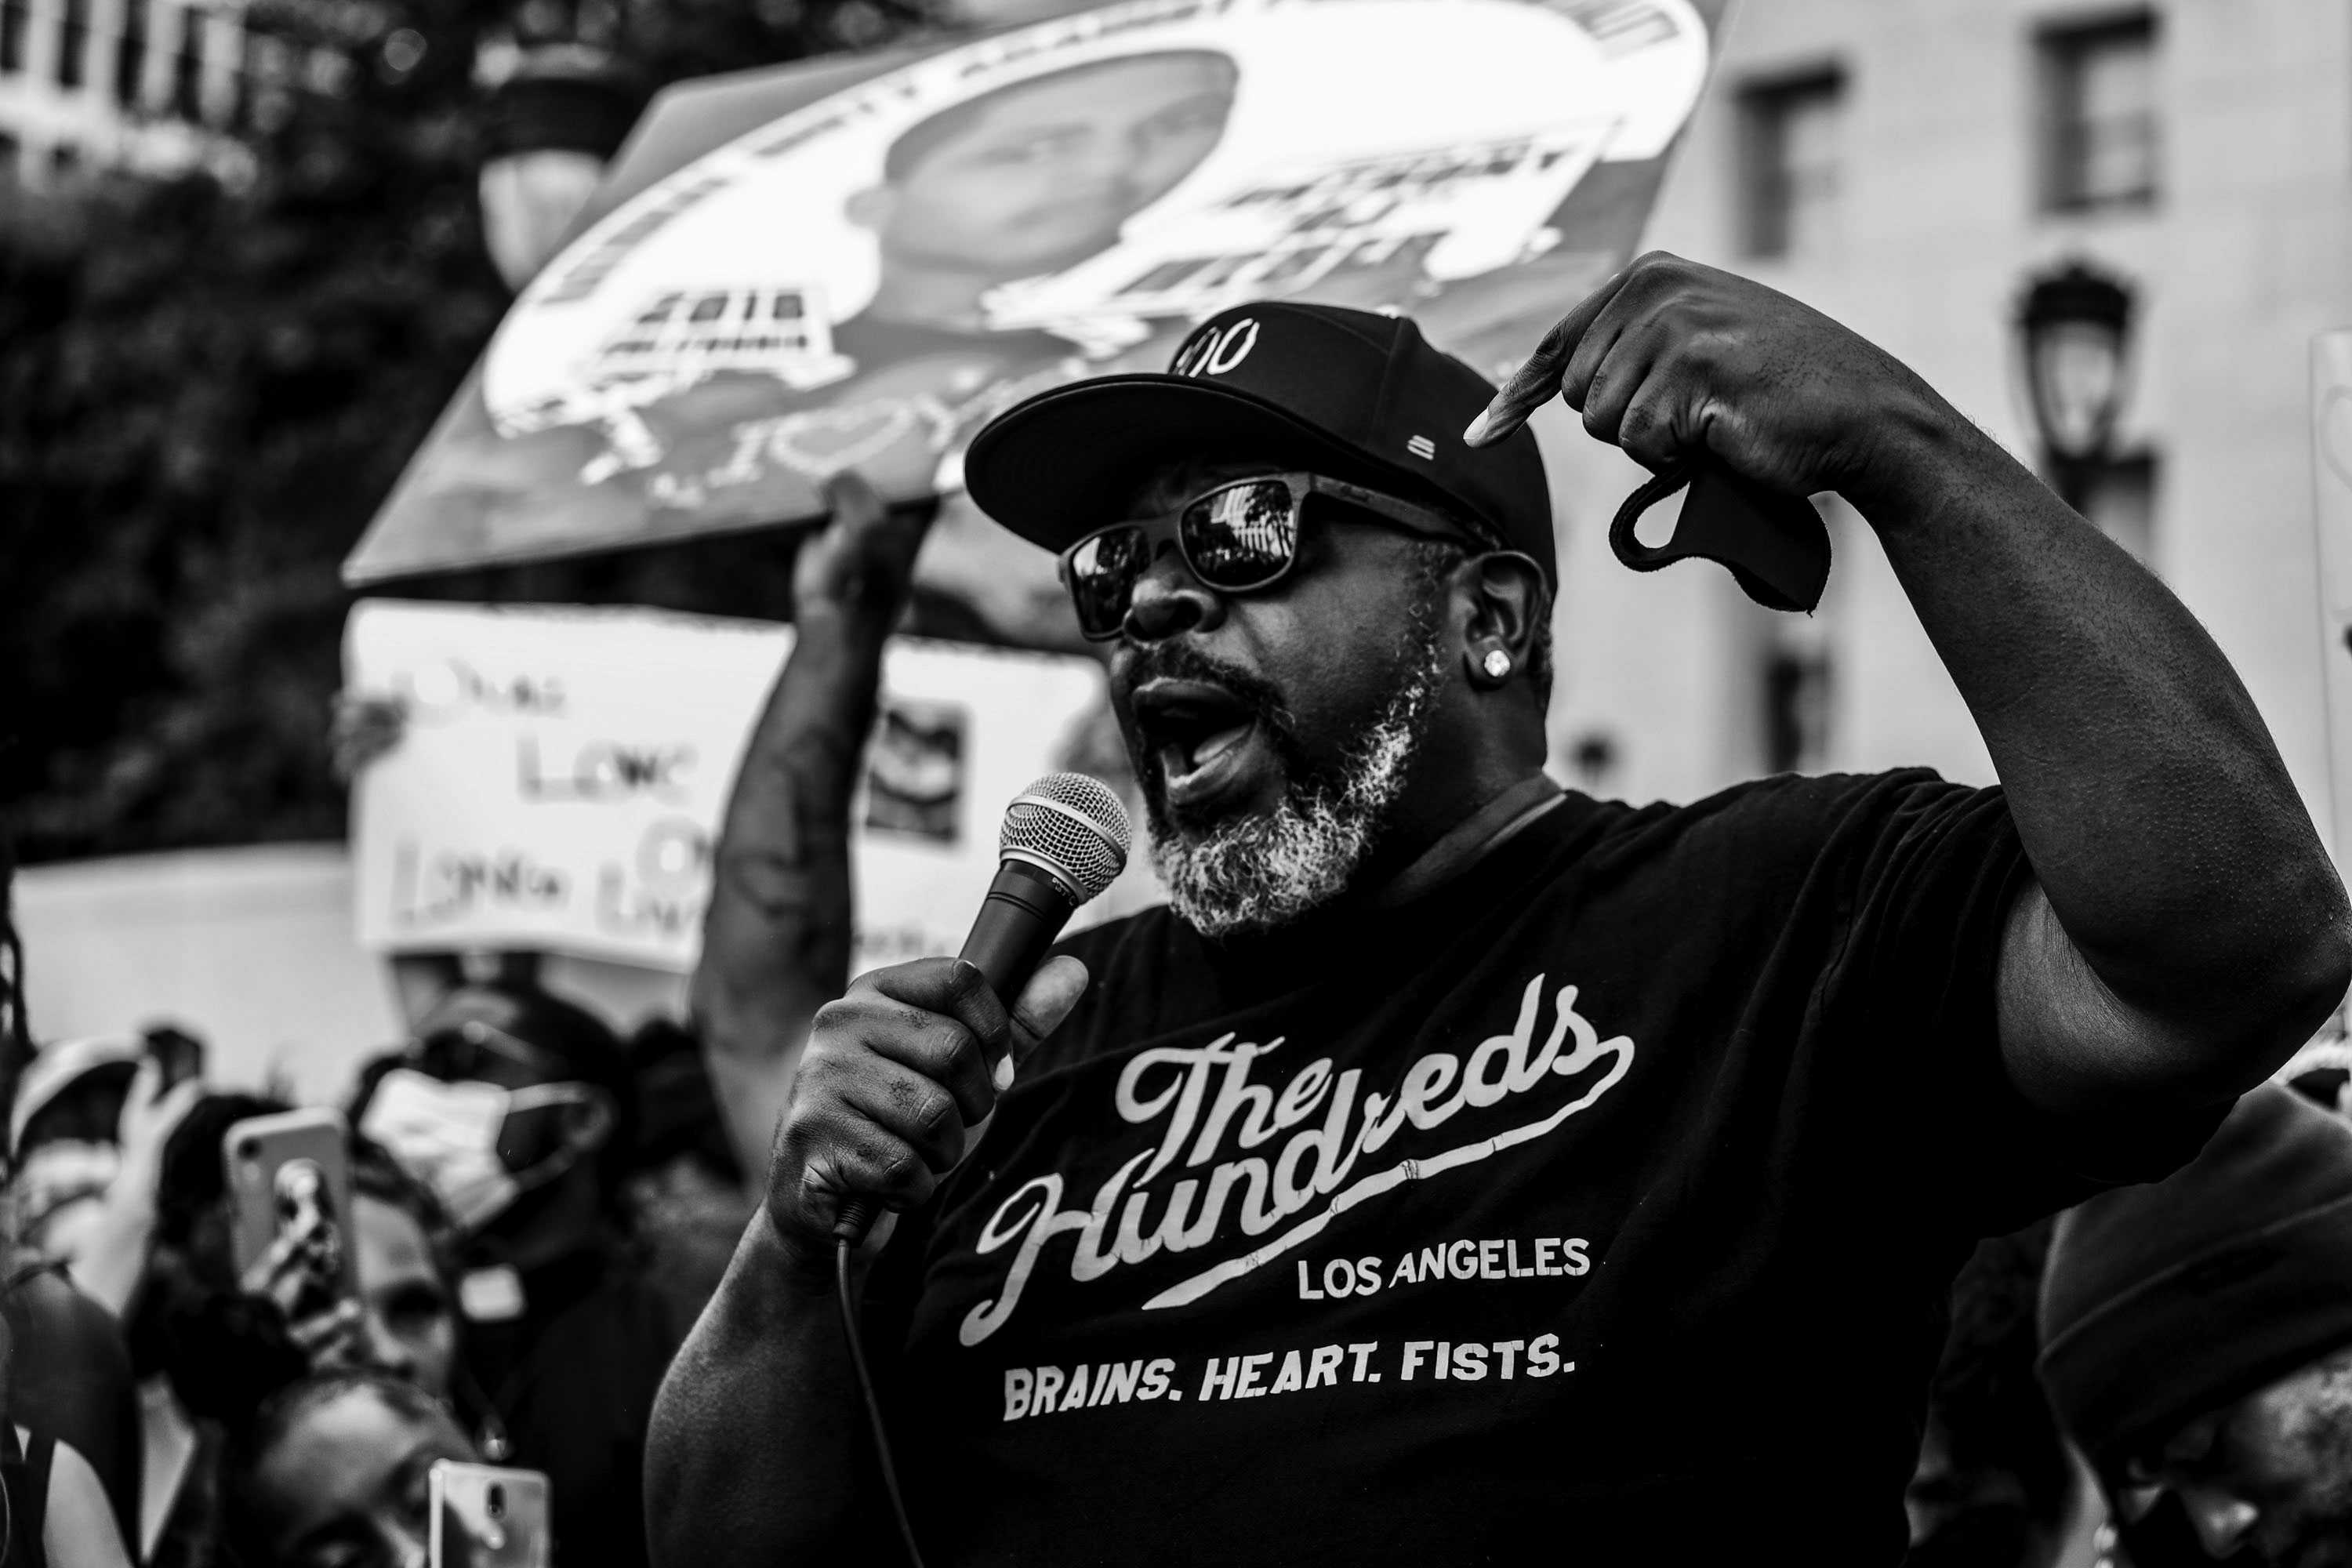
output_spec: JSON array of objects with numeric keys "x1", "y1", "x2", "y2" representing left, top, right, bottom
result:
[
  {"x1": 1457, "y1": 551, "x2": 1548, "y2": 691},
  {"x1": 844, "y1": 185, "x2": 893, "y2": 234}
]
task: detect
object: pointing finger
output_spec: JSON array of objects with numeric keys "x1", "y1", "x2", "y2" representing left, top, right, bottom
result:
[{"x1": 1463, "y1": 266, "x2": 1633, "y2": 448}]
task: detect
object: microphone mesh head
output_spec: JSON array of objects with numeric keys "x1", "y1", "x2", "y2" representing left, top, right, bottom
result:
[{"x1": 1000, "y1": 773, "x2": 1131, "y2": 902}]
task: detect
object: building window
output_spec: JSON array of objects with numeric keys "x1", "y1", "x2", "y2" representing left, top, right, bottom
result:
[
  {"x1": 58, "y1": 0, "x2": 89, "y2": 88},
  {"x1": 1, "y1": 0, "x2": 26, "y2": 75},
  {"x1": 170, "y1": 8, "x2": 203, "y2": 121},
  {"x1": 1736, "y1": 67, "x2": 1846, "y2": 260},
  {"x1": 2040, "y1": 13, "x2": 2159, "y2": 212},
  {"x1": 115, "y1": 0, "x2": 150, "y2": 108},
  {"x1": 1762, "y1": 637, "x2": 1833, "y2": 774},
  {"x1": 2075, "y1": 450, "x2": 2159, "y2": 566}
]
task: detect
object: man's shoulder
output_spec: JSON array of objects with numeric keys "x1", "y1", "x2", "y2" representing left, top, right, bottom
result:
[
  {"x1": 1588, "y1": 767, "x2": 1994, "y2": 863},
  {"x1": 1672, "y1": 764, "x2": 1962, "y2": 822}
]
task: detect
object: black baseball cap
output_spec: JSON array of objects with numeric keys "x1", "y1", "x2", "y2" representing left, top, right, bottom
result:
[{"x1": 964, "y1": 301, "x2": 1555, "y2": 587}]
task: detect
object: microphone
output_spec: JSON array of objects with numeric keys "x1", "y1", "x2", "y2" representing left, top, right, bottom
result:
[
  {"x1": 957, "y1": 771, "x2": 1132, "y2": 1000},
  {"x1": 834, "y1": 773, "x2": 1130, "y2": 1243}
]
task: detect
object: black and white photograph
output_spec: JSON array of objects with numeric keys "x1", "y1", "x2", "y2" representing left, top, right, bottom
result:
[{"x1": 6, "y1": 1, "x2": 2352, "y2": 1565}]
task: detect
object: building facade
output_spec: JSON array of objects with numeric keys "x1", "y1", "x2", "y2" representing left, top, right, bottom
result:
[
  {"x1": 1543, "y1": 0, "x2": 2352, "y2": 864},
  {"x1": 0, "y1": 0, "x2": 339, "y2": 184}
]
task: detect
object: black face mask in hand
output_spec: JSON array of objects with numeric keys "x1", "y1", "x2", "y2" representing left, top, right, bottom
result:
[{"x1": 1610, "y1": 459, "x2": 1832, "y2": 614}]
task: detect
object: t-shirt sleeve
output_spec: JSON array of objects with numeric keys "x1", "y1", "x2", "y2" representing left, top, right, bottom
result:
[{"x1": 1801, "y1": 772, "x2": 2222, "y2": 1235}]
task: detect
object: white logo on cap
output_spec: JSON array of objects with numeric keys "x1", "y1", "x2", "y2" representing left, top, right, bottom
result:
[
  {"x1": 1173, "y1": 318, "x2": 1260, "y2": 379},
  {"x1": 1406, "y1": 435, "x2": 1436, "y2": 460}
]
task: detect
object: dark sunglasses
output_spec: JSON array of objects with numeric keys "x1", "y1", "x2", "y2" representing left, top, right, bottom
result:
[{"x1": 1057, "y1": 472, "x2": 1479, "y2": 642}]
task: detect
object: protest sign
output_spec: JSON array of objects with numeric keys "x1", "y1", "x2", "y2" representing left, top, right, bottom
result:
[
  {"x1": 344, "y1": 0, "x2": 1724, "y2": 586},
  {"x1": 343, "y1": 600, "x2": 1134, "y2": 972}
]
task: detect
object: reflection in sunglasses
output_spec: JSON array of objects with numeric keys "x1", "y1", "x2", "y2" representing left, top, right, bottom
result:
[{"x1": 1185, "y1": 481, "x2": 1298, "y2": 578}]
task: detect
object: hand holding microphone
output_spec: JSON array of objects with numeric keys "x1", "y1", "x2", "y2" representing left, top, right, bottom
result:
[{"x1": 764, "y1": 775, "x2": 1130, "y2": 1265}]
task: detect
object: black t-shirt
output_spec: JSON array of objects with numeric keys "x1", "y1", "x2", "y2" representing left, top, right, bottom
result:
[{"x1": 867, "y1": 771, "x2": 2218, "y2": 1566}]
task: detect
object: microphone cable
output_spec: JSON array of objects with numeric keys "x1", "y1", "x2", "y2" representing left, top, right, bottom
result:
[{"x1": 835, "y1": 1200, "x2": 927, "y2": 1568}]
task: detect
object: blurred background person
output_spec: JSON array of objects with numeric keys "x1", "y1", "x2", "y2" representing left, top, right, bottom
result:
[
  {"x1": 615, "y1": 1018, "x2": 748, "y2": 1330},
  {"x1": 0, "y1": 1065, "x2": 143, "y2": 1568},
  {"x1": 2041, "y1": 1083, "x2": 2352, "y2": 1566},
  {"x1": 34, "y1": 1067, "x2": 486, "y2": 1564},
  {"x1": 125, "y1": 1088, "x2": 296, "y2": 1566},
  {"x1": 11, "y1": 1035, "x2": 143, "y2": 1271},
  {"x1": 1905, "y1": 1218, "x2": 2085, "y2": 1568},
  {"x1": 352, "y1": 980, "x2": 670, "y2": 1568},
  {"x1": 343, "y1": 1137, "x2": 492, "y2": 1441},
  {"x1": 215, "y1": 1368, "x2": 482, "y2": 1568},
  {"x1": 0, "y1": 849, "x2": 147, "y2": 1566}
]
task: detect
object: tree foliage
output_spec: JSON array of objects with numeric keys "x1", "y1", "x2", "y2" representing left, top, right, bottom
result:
[{"x1": 0, "y1": 0, "x2": 916, "y2": 862}]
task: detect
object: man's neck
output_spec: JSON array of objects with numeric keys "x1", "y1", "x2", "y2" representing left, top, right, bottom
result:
[{"x1": 1371, "y1": 773, "x2": 1565, "y2": 908}]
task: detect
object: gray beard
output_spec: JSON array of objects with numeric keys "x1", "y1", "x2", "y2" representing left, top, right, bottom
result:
[{"x1": 1149, "y1": 635, "x2": 1448, "y2": 940}]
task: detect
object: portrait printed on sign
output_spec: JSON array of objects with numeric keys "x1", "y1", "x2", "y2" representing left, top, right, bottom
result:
[
  {"x1": 354, "y1": 0, "x2": 1712, "y2": 587},
  {"x1": 865, "y1": 698, "x2": 969, "y2": 844}
]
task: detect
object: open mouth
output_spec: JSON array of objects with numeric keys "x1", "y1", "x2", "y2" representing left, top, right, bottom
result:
[{"x1": 1130, "y1": 677, "x2": 1269, "y2": 813}]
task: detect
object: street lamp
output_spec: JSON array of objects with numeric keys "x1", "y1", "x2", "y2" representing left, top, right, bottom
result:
[
  {"x1": 477, "y1": 42, "x2": 644, "y2": 291},
  {"x1": 2015, "y1": 259, "x2": 2137, "y2": 511}
]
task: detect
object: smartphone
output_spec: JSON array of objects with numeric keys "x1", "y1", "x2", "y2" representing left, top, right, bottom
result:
[
  {"x1": 429, "y1": 1461, "x2": 550, "y2": 1568},
  {"x1": 222, "y1": 1107, "x2": 359, "y2": 1313}
]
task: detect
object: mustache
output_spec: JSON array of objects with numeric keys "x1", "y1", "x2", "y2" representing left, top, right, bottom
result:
[
  {"x1": 1115, "y1": 644, "x2": 1306, "y2": 820},
  {"x1": 1116, "y1": 642, "x2": 1298, "y2": 742}
]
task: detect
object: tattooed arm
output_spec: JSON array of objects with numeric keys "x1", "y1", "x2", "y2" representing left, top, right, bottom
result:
[{"x1": 689, "y1": 474, "x2": 934, "y2": 1189}]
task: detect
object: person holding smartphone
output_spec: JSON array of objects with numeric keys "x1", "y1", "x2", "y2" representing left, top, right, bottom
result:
[
  {"x1": 214, "y1": 1368, "x2": 486, "y2": 1568},
  {"x1": 353, "y1": 983, "x2": 669, "y2": 1568}
]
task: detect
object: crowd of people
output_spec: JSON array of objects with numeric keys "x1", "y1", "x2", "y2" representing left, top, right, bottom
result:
[
  {"x1": 5, "y1": 257, "x2": 2352, "y2": 1568},
  {"x1": 0, "y1": 477, "x2": 900, "y2": 1567},
  {"x1": 2, "y1": 975, "x2": 735, "y2": 1566}
]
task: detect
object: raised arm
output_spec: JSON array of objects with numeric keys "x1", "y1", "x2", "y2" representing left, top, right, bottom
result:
[
  {"x1": 1470, "y1": 252, "x2": 2352, "y2": 1118},
  {"x1": 689, "y1": 476, "x2": 932, "y2": 1189}
]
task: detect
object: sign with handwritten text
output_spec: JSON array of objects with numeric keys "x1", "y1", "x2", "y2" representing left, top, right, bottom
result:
[{"x1": 344, "y1": 600, "x2": 1127, "y2": 971}]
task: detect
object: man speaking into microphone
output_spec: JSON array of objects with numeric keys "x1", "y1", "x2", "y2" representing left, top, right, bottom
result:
[{"x1": 647, "y1": 256, "x2": 2352, "y2": 1564}]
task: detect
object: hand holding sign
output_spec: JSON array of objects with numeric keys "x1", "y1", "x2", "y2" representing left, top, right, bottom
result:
[
  {"x1": 1463, "y1": 252, "x2": 1941, "y2": 514},
  {"x1": 797, "y1": 473, "x2": 937, "y2": 626}
]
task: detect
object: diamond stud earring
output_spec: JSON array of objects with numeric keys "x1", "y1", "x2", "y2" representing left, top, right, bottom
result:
[{"x1": 1482, "y1": 649, "x2": 1512, "y2": 680}]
